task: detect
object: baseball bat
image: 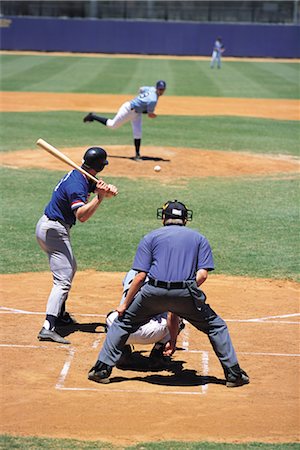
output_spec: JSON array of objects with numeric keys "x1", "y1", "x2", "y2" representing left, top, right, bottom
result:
[{"x1": 36, "y1": 138, "x2": 99, "y2": 183}]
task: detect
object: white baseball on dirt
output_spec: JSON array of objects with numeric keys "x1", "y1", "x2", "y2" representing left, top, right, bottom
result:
[{"x1": 154, "y1": 165, "x2": 161, "y2": 172}]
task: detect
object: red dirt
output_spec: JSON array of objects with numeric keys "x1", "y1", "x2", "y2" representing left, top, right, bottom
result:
[
  {"x1": 1, "y1": 271, "x2": 299, "y2": 445},
  {"x1": 1, "y1": 145, "x2": 299, "y2": 180},
  {"x1": 2, "y1": 91, "x2": 299, "y2": 120}
]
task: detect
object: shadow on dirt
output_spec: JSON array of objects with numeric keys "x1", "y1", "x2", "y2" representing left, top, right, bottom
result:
[
  {"x1": 109, "y1": 154, "x2": 170, "y2": 162},
  {"x1": 110, "y1": 350, "x2": 226, "y2": 387},
  {"x1": 56, "y1": 322, "x2": 106, "y2": 336}
]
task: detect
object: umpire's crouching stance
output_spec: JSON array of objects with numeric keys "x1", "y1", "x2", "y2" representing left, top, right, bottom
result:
[{"x1": 88, "y1": 200, "x2": 249, "y2": 388}]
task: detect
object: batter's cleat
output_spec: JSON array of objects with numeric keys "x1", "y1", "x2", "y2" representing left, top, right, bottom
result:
[
  {"x1": 88, "y1": 361, "x2": 112, "y2": 384},
  {"x1": 56, "y1": 311, "x2": 77, "y2": 326},
  {"x1": 83, "y1": 112, "x2": 95, "y2": 123},
  {"x1": 225, "y1": 364, "x2": 250, "y2": 388},
  {"x1": 37, "y1": 327, "x2": 70, "y2": 344},
  {"x1": 133, "y1": 154, "x2": 142, "y2": 161}
]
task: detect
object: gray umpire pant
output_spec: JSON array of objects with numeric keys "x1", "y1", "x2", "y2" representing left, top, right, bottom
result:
[
  {"x1": 36, "y1": 215, "x2": 77, "y2": 317},
  {"x1": 98, "y1": 282, "x2": 238, "y2": 371}
]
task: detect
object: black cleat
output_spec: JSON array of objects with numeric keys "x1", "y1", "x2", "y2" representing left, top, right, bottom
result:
[
  {"x1": 83, "y1": 112, "x2": 95, "y2": 123},
  {"x1": 225, "y1": 364, "x2": 250, "y2": 388}
]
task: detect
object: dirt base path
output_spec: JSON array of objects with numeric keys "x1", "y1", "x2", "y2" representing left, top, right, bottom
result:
[
  {"x1": 2, "y1": 91, "x2": 299, "y2": 120},
  {"x1": 1, "y1": 271, "x2": 299, "y2": 445}
]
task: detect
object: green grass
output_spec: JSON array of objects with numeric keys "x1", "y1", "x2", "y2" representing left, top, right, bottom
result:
[
  {"x1": 1, "y1": 435, "x2": 299, "y2": 450},
  {"x1": 1, "y1": 54, "x2": 299, "y2": 98},
  {"x1": 1, "y1": 167, "x2": 299, "y2": 281},
  {"x1": 1, "y1": 112, "x2": 299, "y2": 156}
]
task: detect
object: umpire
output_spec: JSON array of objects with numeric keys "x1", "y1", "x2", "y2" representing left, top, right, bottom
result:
[{"x1": 88, "y1": 200, "x2": 249, "y2": 388}]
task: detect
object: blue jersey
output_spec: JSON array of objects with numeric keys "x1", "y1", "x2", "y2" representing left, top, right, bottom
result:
[
  {"x1": 44, "y1": 170, "x2": 89, "y2": 226},
  {"x1": 132, "y1": 225, "x2": 214, "y2": 282},
  {"x1": 130, "y1": 86, "x2": 158, "y2": 114}
]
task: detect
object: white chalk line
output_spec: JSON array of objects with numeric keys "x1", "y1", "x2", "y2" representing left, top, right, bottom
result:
[
  {"x1": 201, "y1": 351, "x2": 209, "y2": 394},
  {"x1": 3, "y1": 344, "x2": 299, "y2": 358},
  {"x1": 55, "y1": 347, "x2": 76, "y2": 389},
  {"x1": 187, "y1": 350, "x2": 300, "y2": 357},
  {"x1": 57, "y1": 387, "x2": 205, "y2": 395},
  {"x1": 0, "y1": 343, "x2": 68, "y2": 349},
  {"x1": 0, "y1": 307, "x2": 105, "y2": 318},
  {"x1": 181, "y1": 319, "x2": 189, "y2": 351},
  {"x1": 3, "y1": 343, "x2": 299, "y2": 396},
  {"x1": 1, "y1": 307, "x2": 299, "y2": 324}
]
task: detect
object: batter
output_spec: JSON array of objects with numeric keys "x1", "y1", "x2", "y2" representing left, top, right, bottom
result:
[{"x1": 36, "y1": 147, "x2": 118, "y2": 344}]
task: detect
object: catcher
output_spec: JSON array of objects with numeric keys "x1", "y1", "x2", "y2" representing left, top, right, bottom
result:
[{"x1": 106, "y1": 269, "x2": 184, "y2": 368}]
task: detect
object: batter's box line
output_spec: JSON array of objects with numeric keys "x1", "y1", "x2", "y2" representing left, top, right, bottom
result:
[
  {"x1": 1, "y1": 307, "x2": 299, "y2": 324},
  {"x1": 55, "y1": 347, "x2": 210, "y2": 396}
]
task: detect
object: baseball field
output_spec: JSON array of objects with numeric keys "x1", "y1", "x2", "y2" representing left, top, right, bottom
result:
[{"x1": 0, "y1": 51, "x2": 299, "y2": 449}]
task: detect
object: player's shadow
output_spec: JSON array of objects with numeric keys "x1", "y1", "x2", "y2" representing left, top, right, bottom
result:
[
  {"x1": 109, "y1": 155, "x2": 170, "y2": 162},
  {"x1": 110, "y1": 351, "x2": 226, "y2": 387},
  {"x1": 56, "y1": 322, "x2": 106, "y2": 336},
  {"x1": 111, "y1": 368, "x2": 225, "y2": 387}
]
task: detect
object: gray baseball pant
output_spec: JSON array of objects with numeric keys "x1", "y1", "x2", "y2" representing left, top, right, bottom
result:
[
  {"x1": 36, "y1": 215, "x2": 77, "y2": 317},
  {"x1": 98, "y1": 282, "x2": 238, "y2": 370}
]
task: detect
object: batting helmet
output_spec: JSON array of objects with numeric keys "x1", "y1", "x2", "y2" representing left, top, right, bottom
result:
[
  {"x1": 156, "y1": 80, "x2": 167, "y2": 90},
  {"x1": 157, "y1": 200, "x2": 193, "y2": 221},
  {"x1": 82, "y1": 147, "x2": 108, "y2": 173}
]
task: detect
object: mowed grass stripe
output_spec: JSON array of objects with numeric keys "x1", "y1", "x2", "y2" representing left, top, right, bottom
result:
[
  {"x1": 1, "y1": 434, "x2": 300, "y2": 449},
  {"x1": 1, "y1": 167, "x2": 299, "y2": 280},
  {"x1": 1, "y1": 54, "x2": 299, "y2": 98},
  {"x1": 0, "y1": 111, "x2": 299, "y2": 155}
]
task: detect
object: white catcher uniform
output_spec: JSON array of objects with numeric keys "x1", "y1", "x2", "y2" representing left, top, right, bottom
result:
[{"x1": 106, "y1": 269, "x2": 171, "y2": 345}]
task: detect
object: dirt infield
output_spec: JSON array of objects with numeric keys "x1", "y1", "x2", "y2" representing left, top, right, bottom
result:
[
  {"x1": 1, "y1": 271, "x2": 299, "y2": 445},
  {"x1": 2, "y1": 91, "x2": 299, "y2": 120},
  {"x1": 2, "y1": 145, "x2": 299, "y2": 180}
]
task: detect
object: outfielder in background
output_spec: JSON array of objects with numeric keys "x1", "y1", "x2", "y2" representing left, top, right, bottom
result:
[
  {"x1": 106, "y1": 269, "x2": 185, "y2": 368},
  {"x1": 83, "y1": 80, "x2": 167, "y2": 160},
  {"x1": 210, "y1": 36, "x2": 225, "y2": 69},
  {"x1": 88, "y1": 200, "x2": 249, "y2": 388},
  {"x1": 36, "y1": 147, "x2": 118, "y2": 344}
]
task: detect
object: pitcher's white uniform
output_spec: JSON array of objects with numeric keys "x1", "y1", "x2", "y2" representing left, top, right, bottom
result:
[
  {"x1": 106, "y1": 269, "x2": 171, "y2": 345},
  {"x1": 105, "y1": 86, "x2": 159, "y2": 139}
]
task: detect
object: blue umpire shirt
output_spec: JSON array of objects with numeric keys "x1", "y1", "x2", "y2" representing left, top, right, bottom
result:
[
  {"x1": 45, "y1": 170, "x2": 90, "y2": 226},
  {"x1": 130, "y1": 86, "x2": 158, "y2": 114},
  {"x1": 132, "y1": 225, "x2": 214, "y2": 282}
]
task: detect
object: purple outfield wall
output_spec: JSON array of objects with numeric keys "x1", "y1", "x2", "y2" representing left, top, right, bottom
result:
[{"x1": 0, "y1": 16, "x2": 299, "y2": 58}]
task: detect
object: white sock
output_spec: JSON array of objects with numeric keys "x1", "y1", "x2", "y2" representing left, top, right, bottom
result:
[{"x1": 43, "y1": 320, "x2": 51, "y2": 330}]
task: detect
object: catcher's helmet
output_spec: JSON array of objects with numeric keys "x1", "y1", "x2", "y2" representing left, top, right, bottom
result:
[
  {"x1": 156, "y1": 80, "x2": 167, "y2": 90},
  {"x1": 82, "y1": 147, "x2": 108, "y2": 173},
  {"x1": 157, "y1": 200, "x2": 193, "y2": 221}
]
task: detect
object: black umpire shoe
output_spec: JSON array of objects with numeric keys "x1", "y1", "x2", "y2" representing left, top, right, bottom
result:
[
  {"x1": 88, "y1": 361, "x2": 112, "y2": 384},
  {"x1": 225, "y1": 364, "x2": 250, "y2": 388},
  {"x1": 37, "y1": 327, "x2": 70, "y2": 344},
  {"x1": 83, "y1": 112, "x2": 95, "y2": 123}
]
